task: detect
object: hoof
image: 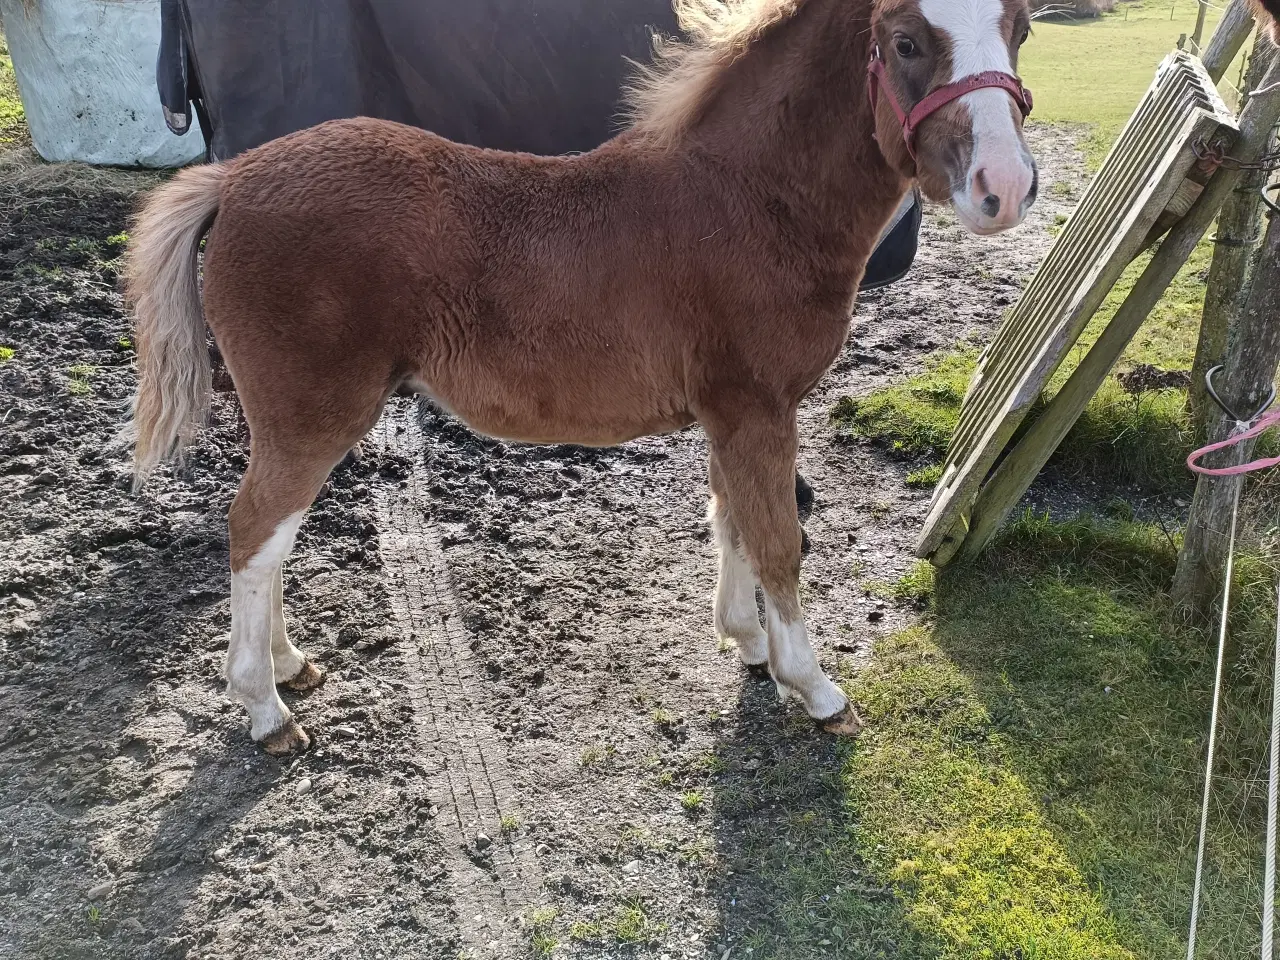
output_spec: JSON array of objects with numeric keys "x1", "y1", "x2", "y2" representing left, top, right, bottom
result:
[
  {"x1": 260, "y1": 719, "x2": 311, "y2": 756},
  {"x1": 795, "y1": 473, "x2": 815, "y2": 513},
  {"x1": 281, "y1": 659, "x2": 326, "y2": 693},
  {"x1": 817, "y1": 704, "x2": 864, "y2": 737},
  {"x1": 744, "y1": 661, "x2": 772, "y2": 681}
]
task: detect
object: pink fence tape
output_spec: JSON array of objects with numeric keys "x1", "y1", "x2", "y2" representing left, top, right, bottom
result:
[{"x1": 1187, "y1": 407, "x2": 1280, "y2": 477}]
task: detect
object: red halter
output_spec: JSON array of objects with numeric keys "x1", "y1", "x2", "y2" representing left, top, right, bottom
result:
[{"x1": 867, "y1": 44, "x2": 1033, "y2": 163}]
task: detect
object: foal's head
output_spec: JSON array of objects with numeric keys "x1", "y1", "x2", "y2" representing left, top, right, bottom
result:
[{"x1": 871, "y1": 0, "x2": 1037, "y2": 235}]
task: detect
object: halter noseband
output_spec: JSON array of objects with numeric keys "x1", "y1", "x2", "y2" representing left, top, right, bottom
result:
[{"x1": 867, "y1": 44, "x2": 1034, "y2": 163}]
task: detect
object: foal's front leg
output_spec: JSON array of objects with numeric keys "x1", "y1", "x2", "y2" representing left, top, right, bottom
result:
[
  {"x1": 709, "y1": 455, "x2": 769, "y2": 675},
  {"x1": 706, "y1": 412, "x2": 861, "y2": 735}
]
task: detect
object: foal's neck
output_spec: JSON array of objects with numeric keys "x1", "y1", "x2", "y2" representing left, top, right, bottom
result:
[{"x1": 681, "y1": 0, "x2": 906, "y2": 252}]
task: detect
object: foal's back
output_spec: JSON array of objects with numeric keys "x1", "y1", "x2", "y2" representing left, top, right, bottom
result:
[{"x1": 201, "y1": 117, "x2": 848, "y2": 449}]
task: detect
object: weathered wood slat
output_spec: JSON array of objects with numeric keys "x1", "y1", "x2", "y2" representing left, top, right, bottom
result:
[
  {"x1": 917, "y1": 52, "x2": 1238, "y2": 565},
  {"x1": 960, "y1": 51, "x2": 1280, "y2": 564}
]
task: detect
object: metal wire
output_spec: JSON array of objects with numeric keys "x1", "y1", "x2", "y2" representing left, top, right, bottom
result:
[
  {"x1": 1263, "y1": 572, "x2": 1280, "y2": 960},
  {"x1": 1186, "y1": 474, "x2": 1244, "y2": 960}
]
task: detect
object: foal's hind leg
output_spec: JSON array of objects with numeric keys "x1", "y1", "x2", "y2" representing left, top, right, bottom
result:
[
  {"x1": 225, "y1": 450, "x2": 331, "y2": 754},
  {"x1": 271, "y1": 565, "x2": 324, "y2": 691},
  {"x1": 226, "y1": 415, "x2": 377, "y2": 753},
  {"x1": 708, "y1": 454, "x2": 768, "y2": 675},
  {"x1": 704, "y1": 409, "x2": 860, "y2": 735}
]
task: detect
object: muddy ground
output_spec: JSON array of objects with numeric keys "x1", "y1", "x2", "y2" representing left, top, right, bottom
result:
[{"x1": 1, "y1": 126, "x2": 1085, "y2": 960}]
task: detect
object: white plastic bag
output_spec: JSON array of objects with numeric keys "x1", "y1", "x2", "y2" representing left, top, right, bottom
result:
[{"x1": 1, "y1": 0, "x2": 203, "y2": 167}]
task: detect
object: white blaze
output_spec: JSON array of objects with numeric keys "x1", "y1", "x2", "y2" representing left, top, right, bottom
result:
[{"x1": 919, "y1": 0, "x2": 1033, "y2": 231}]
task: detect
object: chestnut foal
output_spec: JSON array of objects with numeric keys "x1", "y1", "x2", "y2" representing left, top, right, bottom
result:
[{"x1": 125, "y1": 0, "x2": 1038, "y2": 754}]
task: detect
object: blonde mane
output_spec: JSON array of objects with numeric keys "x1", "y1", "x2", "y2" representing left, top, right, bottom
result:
[{"x1": 623, "y1": 0, "x2": 808, "y2": 148}]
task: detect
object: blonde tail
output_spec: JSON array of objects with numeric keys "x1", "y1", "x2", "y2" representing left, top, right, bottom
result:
[{"x1": 122, "y1": 163, "x2": 227, "y2": 488}]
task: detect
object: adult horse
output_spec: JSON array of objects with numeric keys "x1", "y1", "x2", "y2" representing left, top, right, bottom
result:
[{"x1": 124, "y1": 0, "x2": 1038, "y2": 753}]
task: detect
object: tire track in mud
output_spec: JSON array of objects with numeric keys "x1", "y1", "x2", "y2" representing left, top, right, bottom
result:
[{"x1": 371, "y1": 401, "x2": 541, "y2": 957}]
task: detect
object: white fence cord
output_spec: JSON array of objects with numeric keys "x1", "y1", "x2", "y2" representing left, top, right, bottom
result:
[
  {"x1": 1187, "y1": 476, "x2": 1244, "y2": 960},
  {"x1": 1264, "y1": 573, "x2": 1280, "y2": 960}
]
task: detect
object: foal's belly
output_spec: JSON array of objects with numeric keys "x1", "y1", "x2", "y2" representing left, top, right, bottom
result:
[{"x1": 414, "y1": 359, "x2": 696, "y2": 449}]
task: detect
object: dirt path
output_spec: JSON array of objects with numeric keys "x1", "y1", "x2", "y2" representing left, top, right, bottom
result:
[{"x1": 0, "y1": 125, "x2": 1085, "y2": 960}]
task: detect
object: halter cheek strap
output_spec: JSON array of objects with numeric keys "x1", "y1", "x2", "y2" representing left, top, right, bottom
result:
[{"x1": 867, "y1": 45, "x2": 1034, "y2": 163}]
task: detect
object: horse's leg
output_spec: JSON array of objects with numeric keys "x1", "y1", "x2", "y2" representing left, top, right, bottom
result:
[
  {"x1": 709, "y1": 453, "x2": 769, "y2": 677},
  {"x1": 271, "y1": 564, "x2": 324, "y2": 691},
  {"x1": 225, "y1": 446, "x2": 333, "y2": 754},
  {"x1": 705, "y1": 410, "x2": 861, "y2": 735},
  {"x1": 225, "y1": 381, "x2": 384, "y2": 753}
]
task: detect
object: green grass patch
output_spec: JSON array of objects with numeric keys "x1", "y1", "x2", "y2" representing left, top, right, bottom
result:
[
  {"x1": 833, "y1": 350, "x2": 978, "y2": 462},
  {"x1": 0, "y1": 28, "x2": 26, "y2": 146},
  {"x1": 1020, "y1": 0, "x2": 1240, "y2": 170},
  {"x1": 0, "y1": 346, "x2": 14, "y2": 364},
  {"x1": 906, "y1": 463, "x2": 945, "y2": 489},
  {"x1": 893, "y1": 561, "x2": 937, "y2": 605},
  {"x1": 680, "y1": 790, "x2": 705, "y2": 813},
  {"x1": 66, "y1": 364, "x2": 95, "y2": 397},
  {"x1": 833, "y1": 350, "x2": 1205, "y2": 494},
  {"x1": 833, "y1": 236, "x2": 1279, "y2": 495},
  {"x1": 843, "y1": 515, "x2": 1279, "y2": 959},
  {"x1": 526, "y1": 907, "x2": 559, "y2": 958},
  {"x1": 567, "y1": 899, "x2": 667, "y2": 947}
]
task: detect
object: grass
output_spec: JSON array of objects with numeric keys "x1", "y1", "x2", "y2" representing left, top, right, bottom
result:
[
  {"x1": 0, "y1": 346, "x2": 14, "y2": 364},
  {"x1": 1020, "y1": 0, "x2": 1241, "y2": 170},
  {"x1": 680, "y1": 790, "x2": 705, "y2": 813},
  {"x1": 892, "y1": 561, "x2": 937, "y2": 605},
  {"x1": 0, "y1": 28, "x2": 26, "y2": 147},
  {"x1": 66, "y1": 365, "x2": 95, "y2": 397},
  {"x1": 651, "y1": 707, "x2": 678, "y2": 728},
  {"x1": 833, "y1": 350, "x2": 979, "y2": 462},
  {"x1": 579, "y1": 744, "x2": 609, "y2": 768},
  {"x1": 906, "y1": 463, "x2": 945, "y2": 489},
  {"x1": 564, "y1": 899, "x2": 667, "y2": 948},
  {"x1": 611, "y1": 899, "x2": 666, "y2": 945},
  {"x1": 727, "y1": 516, "x2": 1278, "y2": 959},
  {"x1": 526, "y1": 907, "x2": 559, "y2": 958},
  {"x1": 833, "y1": 241, "x2": 1279, "y2": 496},
  {"x1": 852, "y1": 516, "x2": 1279, "y2": 958}
]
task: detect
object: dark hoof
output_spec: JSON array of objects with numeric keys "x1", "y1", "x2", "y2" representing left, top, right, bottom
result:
[
  {"x1": 744, "y1": 661, "x2": 772, "y2": 681},
  {"x1": 795, "y1": 472, "x2": 815, "y2": 514},
  {"x1": 260, "y1": 719, "x2": 311, "y2": 756},
  {"x1": 281, "y1": 659, "x2": 326, "y2": 693},
  {"x1": 818, "y1": 704, "x2": 864, "y2": 737}
]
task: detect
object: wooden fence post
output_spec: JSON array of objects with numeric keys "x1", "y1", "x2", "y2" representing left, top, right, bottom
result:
[
  {"x1": 1202, "y1": 0, "x2": 1257, "y2": 84},
  {"x1": 1190, "y1": 39, "x2": 1275, "y2": 437},
  {"x1": 1193, "y1": 0, "x2": 1211, "y2": 53},
  {"x1": 1173, "y1": 203, "x2": 1280, "y2": 608}
]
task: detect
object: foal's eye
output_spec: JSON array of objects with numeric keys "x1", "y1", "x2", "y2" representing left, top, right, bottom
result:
[
  {"x1": 894, "y1": 35, "x2": 918, "y2": 58},
  {"x1": 1018, "y1": 28, "x2": 1030, "y2": 45}
]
